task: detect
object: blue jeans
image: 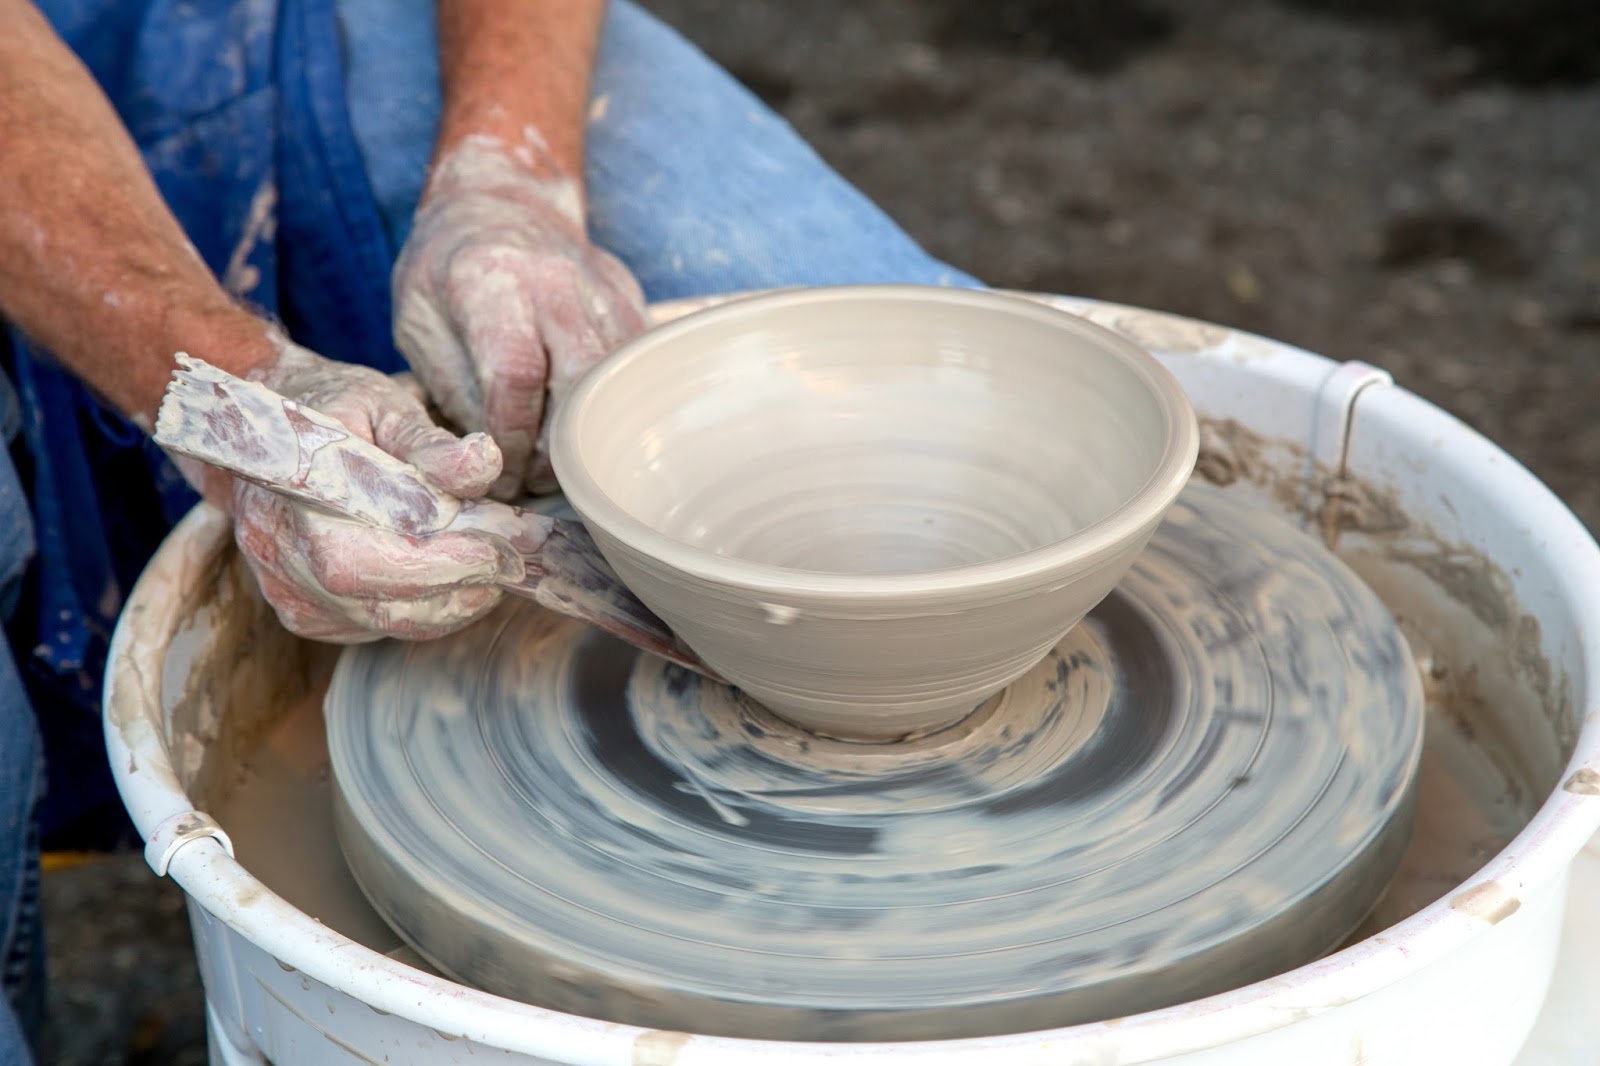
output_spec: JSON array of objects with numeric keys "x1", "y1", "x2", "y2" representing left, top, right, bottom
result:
[
  {"x1": 341, "y1": 0, "x2": 979, "y2": 297},
  {"x1": 0, "y1": 369, "x2": 43, "y2": 1063}
]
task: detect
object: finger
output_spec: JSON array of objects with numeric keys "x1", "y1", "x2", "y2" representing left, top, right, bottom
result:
[
  {"x1": 256, "y1": 569, "x2": 384, "y2": 644},
  {"x1": 232, "y1": 483, "x2": 291, "y2": 574},
  {"x1": 526, "y1": 274, "x2": 612, "y2": 493},
  {"x1": 233, "y1": 487, "x2": 380, "y2": 642},
  {"x1": 309, "y1": 365, "x2": 503, "y2": 499},
  {"x1": 334, "y1": 585, "x2": 504, "y2": 642},
  {"x1": 253, "y1": 536, "x2": 506, "y2": 644},
  {"x1": 373, "y1": 404, "x2": 503, "y2": 500},
  {"x1": 590, "y1": 284, "x2": 648, "y2": 356},
  {"x1": 525, "y1": 427, "x2": 560, "y2": 496},
  {"x1": 264, "y1": 574, "x2": 502, "y2": 644},
  {"x1": 231, "y1": 425, "x2": 509, "y2": 643},
  {"x1": 538, "y1": 270, "x2": 611, "y2": 398},
  {"x1": 447, "y1": 252, "x2": 547, "y2": 499},
  {"x1": 402, "y1": 431, "x2": 504, "y2": 500},
  {"x1": 389, "y1": 371, "x2": 429, "y2": 406},
  {"x1": 295, "y1": 509, "x2": 517, "y2": 599},
  {"x1": 591, "y1": 250, "x2": 650, "y2": 346},
  {"x1": 393, "y1": 280, "x2": 484, "y2": 435}
]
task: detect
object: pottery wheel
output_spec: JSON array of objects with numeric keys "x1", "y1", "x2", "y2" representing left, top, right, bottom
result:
[{"x1": 326, "y1": 484, "x2": 1424, "y2": 1042}]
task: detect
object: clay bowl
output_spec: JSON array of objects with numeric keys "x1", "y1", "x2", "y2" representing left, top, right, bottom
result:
[{"x1": 551, "y1": 286, "x2": 1199, "y2": 739}]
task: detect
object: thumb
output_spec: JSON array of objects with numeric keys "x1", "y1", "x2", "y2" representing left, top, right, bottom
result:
[{"x1": 375, "y1": 408, "x2": 504, "y2": 499}]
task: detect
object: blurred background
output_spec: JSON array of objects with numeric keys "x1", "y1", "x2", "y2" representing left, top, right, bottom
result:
[{"x1": 40, "y1": 0, "x2": 1599, "y2": 1061}]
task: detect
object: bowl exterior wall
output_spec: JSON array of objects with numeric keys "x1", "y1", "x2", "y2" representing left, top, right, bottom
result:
[{"x1": 585, "y1": 518, "x2": 1164, "y2": 738}]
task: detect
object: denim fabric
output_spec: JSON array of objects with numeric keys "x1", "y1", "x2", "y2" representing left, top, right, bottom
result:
[
  {"x1": 0, "y1": 371, "x2": 43, "y2": 1063},
  {"x1": 337, "y1": 0, "x2": 980, "y2": 296}
]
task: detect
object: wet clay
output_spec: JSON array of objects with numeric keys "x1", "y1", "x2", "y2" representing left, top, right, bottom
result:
[
  {"x1": 551, "y1": 287, "x2": 1198, "y2": 740},
  {"x1": 211, "y1": 687, "x2": 402, "y2": 955},
  {"x1": 320, "y1": 484, "x2": 1422, "y2": 1042},
  {"x1": 1191, "y1": 416, "x2": 1574, "y2": 802}
]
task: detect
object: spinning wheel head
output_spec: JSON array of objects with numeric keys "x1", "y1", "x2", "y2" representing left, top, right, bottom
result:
[{"x1": 327, "y1": 485, "x2": 1423, "y2": 1041}]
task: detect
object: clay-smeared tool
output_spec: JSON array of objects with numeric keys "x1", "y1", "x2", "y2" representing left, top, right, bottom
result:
[{"x1": 153, "y1": 354, "x2": 716, "y2": 677}]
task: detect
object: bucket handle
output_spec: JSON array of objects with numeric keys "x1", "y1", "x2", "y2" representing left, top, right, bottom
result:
[{"x1": 146, "y1": 811, "x2": 235, "y2": 877}]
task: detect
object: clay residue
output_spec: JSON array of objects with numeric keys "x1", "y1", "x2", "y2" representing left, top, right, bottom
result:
[
  {"x1": 210, "y1": 685, "x2": 403, "y2": 955},
  {"x1": 1094, "y1": 307, "x2": 1232, "y2": 354},
  {"x1": 1191, "y1": 416, "x2": 1581, "y2": 957},
  {"x1": 1193, "y1": 416, "x2": 1575, "y2": 795},
  {"x1": 1345, "y1": 696, "x2": 1529, "y2": 940},
  {"x1": 629, "y1": 620, "x2": 1116, "y2": 820},
  {"x1": 1564, "y1": 768, "x2": 1600, "y2": 796},
  {"x1": 1341, "y1": 544, "x2": 1570, "y2": 801},
  {"x1": 175, "y1": 547, "x2": 340, "y2": 808},
  {"x1": 1193, "y1": 416, "x2": 1320, "y2": 521},
  {"x1": 1449, "y1": 881, "x2": 1521, "y2": 925},
  {"x1": 632, "y1": 1030, "x2": 692, "y2": 1066},
  {"x1": 1370, "y1": 541, "x2": 1560, "y2": 736},
  {"x1": 1315, "y1": 469, "x2": 1413, "y2": 546},
  {"x1": 1375, "y1": 547, "x2": 1516, "y2": 632},
  {"x1": 1025, "y1": 296, "x2": 1235, "y2": 356},
  {"x1": 1193, "y1": 417, "x2": 1408, "y2": 548},
  {"x1": 1314, "y1": 451, "x2": 1565, "y2": 758}
]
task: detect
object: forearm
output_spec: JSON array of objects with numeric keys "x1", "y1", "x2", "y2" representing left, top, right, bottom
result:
[
  {"x1": 433, "y1": 0, "x2": 607, "y2": 187},
  {"x1": 0, "y1": 0, "x2": 275, "y2": 427}
]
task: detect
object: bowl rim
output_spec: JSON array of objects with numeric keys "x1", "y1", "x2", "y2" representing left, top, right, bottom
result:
[{"x1": 551, "y1": 285, "x2": 1201, "y2": 600}]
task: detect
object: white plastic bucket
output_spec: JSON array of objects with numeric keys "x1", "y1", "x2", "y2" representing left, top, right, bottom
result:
[{"x1": 105, "y1": 296, "x2": 1600, "y2": 1065}]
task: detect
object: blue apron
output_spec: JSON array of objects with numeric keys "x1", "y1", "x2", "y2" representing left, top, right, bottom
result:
[{"x1": 9, "y1": 0, "x2": 401, "y2": 841}]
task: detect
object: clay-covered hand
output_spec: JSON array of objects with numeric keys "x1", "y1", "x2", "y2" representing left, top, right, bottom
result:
[
  {"x1": 392, "y1": 134, "x2": 647, "y2": 499},
  {"x1": 225, "y1": 339, "x2": 521, "y2": 643}
]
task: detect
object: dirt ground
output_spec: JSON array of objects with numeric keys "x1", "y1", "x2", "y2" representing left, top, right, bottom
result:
[
  {"x1": 662, "y1": 0, "x2": 1600, "y2": 532},
  {"x1": 38, "y1": 0, "x2": 1598, "y2": 1062}
]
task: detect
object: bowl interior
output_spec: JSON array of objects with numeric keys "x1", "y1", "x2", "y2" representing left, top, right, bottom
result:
[{"x1": 566, "y1": 291, "x2": 1180, "y2": 576}]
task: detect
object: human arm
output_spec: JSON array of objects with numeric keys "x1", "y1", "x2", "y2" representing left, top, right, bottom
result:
[
  {"x1": 434, "y1": 0, "x2": 606, "y2": 182},
  {"x1": 0, "y1": 0, "x2": 272, "y2": 426},
  {"x1": 0, "y1": 0, "x2": 516, "y2": 641},
  {"x1": 393, "y1": 0, "x2": 647, "y2": 499}
]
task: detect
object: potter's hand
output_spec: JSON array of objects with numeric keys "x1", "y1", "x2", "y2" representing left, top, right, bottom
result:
[
  {"x1": 225, "y1": 340, "x2": 519, "y2": 643},
  {"x1": 393, "y1": 134, "x2": 647, "y2": 500}
]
